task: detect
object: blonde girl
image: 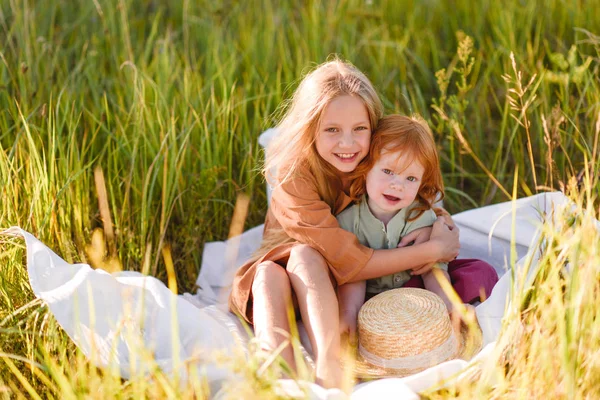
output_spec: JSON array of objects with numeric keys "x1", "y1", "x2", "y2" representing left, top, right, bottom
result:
[{"x1": 229, "y1": 60, "x2": 460, "y2": 388}]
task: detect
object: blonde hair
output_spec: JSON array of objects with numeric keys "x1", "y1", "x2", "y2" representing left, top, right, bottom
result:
[
  {"x1": 264, "y1": 58, "x2": 383, "y2": 211},
  {"x1": 349, "y1": 114, "x2": 444, "y2": 221}
]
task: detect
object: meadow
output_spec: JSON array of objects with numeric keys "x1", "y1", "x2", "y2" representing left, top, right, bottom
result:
[{"x1": 0, "y1": 0, "x2": 599, "y2": 398}]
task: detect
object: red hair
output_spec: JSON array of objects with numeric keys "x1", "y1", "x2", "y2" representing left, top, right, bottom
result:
[{"x1": 349, "y1": 114, "x2": 444, "y2": 221}]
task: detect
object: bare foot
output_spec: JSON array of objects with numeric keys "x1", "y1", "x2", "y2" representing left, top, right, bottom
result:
[{"x1": 315, "y1": 356, "x2": 342, "y2": 389}]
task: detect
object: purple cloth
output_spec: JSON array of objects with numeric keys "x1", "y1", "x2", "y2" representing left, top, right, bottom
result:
[{"x1": 403, "y1": 258, "x2": 499, "y2": 304}]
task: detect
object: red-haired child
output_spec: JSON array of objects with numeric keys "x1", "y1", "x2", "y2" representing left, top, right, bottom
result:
[{"x1": 337, "y1": 114, "x2": 499, "y2": 341}]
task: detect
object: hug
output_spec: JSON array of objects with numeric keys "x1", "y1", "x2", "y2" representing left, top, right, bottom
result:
[{"x1": 228, "y1": 59, "x2": 499, "y2": 388}]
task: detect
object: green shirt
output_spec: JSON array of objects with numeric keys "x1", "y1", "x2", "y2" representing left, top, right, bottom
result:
[{"x1": 336, "y1": 196, "x2": 448, "y2": 295}]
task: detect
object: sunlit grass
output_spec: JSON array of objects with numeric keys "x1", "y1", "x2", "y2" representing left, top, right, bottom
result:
[{"x1": 1, "y1": 0, "x2": 599, "y2": 397}]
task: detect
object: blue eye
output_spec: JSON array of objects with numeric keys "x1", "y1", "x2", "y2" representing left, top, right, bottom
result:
[{"x1": 382, "y1": 169, "x2": 393, "y2": 175}]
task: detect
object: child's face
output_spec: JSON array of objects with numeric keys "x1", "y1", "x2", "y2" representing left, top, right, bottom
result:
[
  {"x1": 315, "y1": 95, "x2": 371, "y2": 174},
  {"x1": 366, "y1": 150, "x2": 425, "y2": 219}
]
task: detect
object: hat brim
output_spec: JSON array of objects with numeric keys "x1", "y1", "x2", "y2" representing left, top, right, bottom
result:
[{"x1": 348, "y1": 321, "x2": 483, "y2": 379}]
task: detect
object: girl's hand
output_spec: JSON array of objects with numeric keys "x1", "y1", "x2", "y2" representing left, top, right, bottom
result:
[
  {"x1": 430, "y1": 216, "x2": 460, "y2": 262},
  {"x1": 433, "y1": 207, "x2": 456, "y2": 229},
  {"x1": 397, "y1": 226, "x2": 432, "y2": 248}
]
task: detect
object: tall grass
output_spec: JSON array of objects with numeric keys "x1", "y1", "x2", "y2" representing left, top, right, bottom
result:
[{"x1": 0, "y1": 0, "x2": 599, "y2": 397}]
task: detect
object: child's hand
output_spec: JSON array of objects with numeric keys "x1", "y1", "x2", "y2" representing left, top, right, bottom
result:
[
  {"x1": 433, "y1": 207, "x2": 456, "y2": 228},
  {"x1": 397, "y1": 226, "x2": 432, "y2": 248},
  {"x1": 410, "y1": 262, "x2": 436, "y2": 275},
  {"x1": 449, "y1": 304, "x2": 477, "y2": 337}
]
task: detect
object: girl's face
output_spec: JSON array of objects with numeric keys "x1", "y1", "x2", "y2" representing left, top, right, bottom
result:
[
  {"x1": 365, "y1": 149, "x2": 424, "y2": 221},
  {"x1": 315, "y1": 95, "x2": 371, "y2": 174}
]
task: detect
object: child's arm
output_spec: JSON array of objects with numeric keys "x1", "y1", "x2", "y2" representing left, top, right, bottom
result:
[
  {"x1": 422, "y1": 267, "x2": 454, "y2": 311},
  {"x1": 338, "y1": 281, "x2": 367, "y2": 341},
  {"x1": 396, "y1": 208, "x2": 456, "y2": 249},
  {"x1": 397, "y1": 208, "x2": 456, "y2": 277},
  {"x1": 422, "y1": 266, "x2": 478, "y2": 337},
  {"x1": 397, "y1": 226, "x2": 432, "y2": 247},
  {"x1": 396, "y1": 208, "x2": 458, "y2": 249}
]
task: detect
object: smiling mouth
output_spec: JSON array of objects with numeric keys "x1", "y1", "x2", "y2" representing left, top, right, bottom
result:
[
  {"x1": 383, "y1": 194, "x2": 400, "y2": 202},
  {"x1": 334, "y1": 152, "x2": 359, "y2": 162}
]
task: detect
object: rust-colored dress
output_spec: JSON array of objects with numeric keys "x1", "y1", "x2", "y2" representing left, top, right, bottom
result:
[{"x1": 228, "y1": 163, "x2": 374, "y2": 324}]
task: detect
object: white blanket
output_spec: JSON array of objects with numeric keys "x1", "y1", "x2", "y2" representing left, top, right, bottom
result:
[{"x1": 1, "y1": 192, "x2": 571, "y2": 398}]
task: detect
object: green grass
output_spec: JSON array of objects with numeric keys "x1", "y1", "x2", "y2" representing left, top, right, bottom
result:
[{"x1": 0, "y1": 0, "x2": 599, "y2": 398}]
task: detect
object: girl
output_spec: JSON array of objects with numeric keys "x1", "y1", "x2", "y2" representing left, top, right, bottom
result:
[
  {"x1": 337, "y1": 115, "x2": 498, "y2": 341},
  {"x1": 228, "y1": 60, "x2": 461, "y2": 388}
]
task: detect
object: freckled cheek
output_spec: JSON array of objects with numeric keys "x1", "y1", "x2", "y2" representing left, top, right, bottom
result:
[
  {"x1": 375, "y1": 177, "x2": 391, "y2": 191},
  {"x1": 366, "y1": 176, "x2": 380, "y2": 196},
  {"x1": 408, "y1": 185, "x2": 420, "y2": 197}
]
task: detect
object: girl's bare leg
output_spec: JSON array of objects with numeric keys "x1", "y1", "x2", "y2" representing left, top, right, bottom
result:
[
  {"x1": 286, "y1": 244, "x2": 342, "y2": 389},
  {"x1": 251, "y1": 261, "x2": 295, "y2": 370}
]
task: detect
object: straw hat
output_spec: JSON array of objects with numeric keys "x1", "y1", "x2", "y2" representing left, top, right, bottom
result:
[{"x1": 353, "y1": 288, "x2": 482, "y2": 378}]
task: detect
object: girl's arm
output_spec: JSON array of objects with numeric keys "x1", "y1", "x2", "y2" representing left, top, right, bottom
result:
[
  {"x1": 347, "y1": 218, "x2": 459, "y2": 282},
  {"x1": 270, "y1": 174, "x2": 373, "y2": 284},
  {"x1": 270, "y1": 170, "x2": 459, "y2": 285}
]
